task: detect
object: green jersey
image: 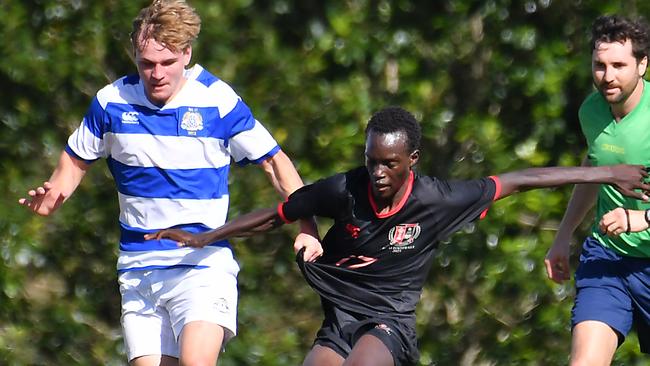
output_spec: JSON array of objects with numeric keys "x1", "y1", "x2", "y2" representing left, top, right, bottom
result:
[{"x1": 581, "y1": 79, "x2": 650, "y2": 257}]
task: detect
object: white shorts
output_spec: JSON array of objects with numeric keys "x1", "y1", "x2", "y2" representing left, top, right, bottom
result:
[{"x1": 119, "y1": 263, "x2": 239, "y2": 361}]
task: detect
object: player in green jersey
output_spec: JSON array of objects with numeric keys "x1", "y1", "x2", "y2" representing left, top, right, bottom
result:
[{"x1": 545, "y1": 14, "x2": 650, "y2": 365}]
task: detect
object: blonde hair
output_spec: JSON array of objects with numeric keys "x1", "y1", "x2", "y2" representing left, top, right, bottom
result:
[{"x1": 131, "y1": 0, "x2": 201, "y2": 53}]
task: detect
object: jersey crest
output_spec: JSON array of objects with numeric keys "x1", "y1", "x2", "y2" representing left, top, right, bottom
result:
[
  {"x1": 388, "y1": 223, "x2": 421, "y2": 247},
  {"x1": 181, "y1": 108, "x2": 204, "y2": 135}
]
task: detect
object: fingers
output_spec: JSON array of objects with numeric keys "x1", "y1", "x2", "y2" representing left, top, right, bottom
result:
[
  {"x1": 19, "y1": 182, "x2": 51, "y2": 208},
  {"x1": 144, "y1": 230, "x2": 168, "y2": 241},
  {"x1": 599, "y1": 208, "x2": 628, "y2": 236},
  {"x1": 544, "y1": 258, "x2": 570, "y2": 283},
  {"x1": 294, "y1": 241, "x2": 323, "y2": 263},
  {"x1": 303, "y1": 245, "x2": 323, "y2": 262}
]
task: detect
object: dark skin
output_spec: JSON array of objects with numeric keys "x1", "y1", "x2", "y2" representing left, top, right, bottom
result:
[
  {"x1": 146, "y1": 130, "x2": 650, "y2": 248},
  {"x1": 145, "y1": 129, "x2": 650, "y2": 366}
]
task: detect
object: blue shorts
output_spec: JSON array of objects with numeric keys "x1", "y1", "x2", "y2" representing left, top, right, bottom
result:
[{"x1": 572, "y1": 236, "x2": 650, "y2": 353}]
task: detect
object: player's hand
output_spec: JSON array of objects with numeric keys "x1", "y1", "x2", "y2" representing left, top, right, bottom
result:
[
  {"x1": 599, "y1": 207, "x2": 648, "y2": 235},
  {"x1": 144, "y1": 229, "x2": 207, "y2": 248},
  {"x1": 293, "y1": 232, "x2": 323, "y2": 262},
  {"x1": 544, "y1": 237, "x2": 571, "y2": 284},
  {"x1": 18, "y1": 181, "x2": 66, "y2": 216},
  {"x1": 609, "y1": 164, "x2": 650, "y2": 201}
]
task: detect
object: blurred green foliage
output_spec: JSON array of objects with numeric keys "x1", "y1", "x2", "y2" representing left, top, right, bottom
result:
[{"x1": 3, "y1": 0, "x2": 650, "y2": 364}]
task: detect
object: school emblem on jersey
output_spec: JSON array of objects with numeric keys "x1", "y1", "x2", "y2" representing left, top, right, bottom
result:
[
  {"x1": 388, "y1": 223, "x2": 421, "y2": 246},
  {"x1": 180, "y1": 108, "x2": 204, "y2": 135}
]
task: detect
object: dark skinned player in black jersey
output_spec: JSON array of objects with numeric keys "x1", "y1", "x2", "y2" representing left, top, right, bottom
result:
[{"x1": 146, "y1": 107, "x2": 650, "y2": 366}]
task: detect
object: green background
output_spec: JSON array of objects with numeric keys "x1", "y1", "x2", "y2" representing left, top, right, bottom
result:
[{"x1": 2, "y1": 1, "x2": 650, "y2": 364}]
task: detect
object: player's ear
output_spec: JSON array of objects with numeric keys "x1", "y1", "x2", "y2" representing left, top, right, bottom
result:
[
  {"x1": 409, "y1": 150, "x2": 420, "y2": 167},
  {"x1": 183, "y1": 46, "x2": 193, "y2": 67},
  {"x1": 638, "y1": 55, "x2": 648, "y2": 77}
]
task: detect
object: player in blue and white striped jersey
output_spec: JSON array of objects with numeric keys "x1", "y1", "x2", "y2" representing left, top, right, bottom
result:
[{"x1": 18, "y1": 1, "x2": 321, "y2": 365}]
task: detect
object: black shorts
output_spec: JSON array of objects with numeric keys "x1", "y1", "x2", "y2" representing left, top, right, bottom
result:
[{"x1": 313, "y1": 302, "x2": 419, "y2": 366}]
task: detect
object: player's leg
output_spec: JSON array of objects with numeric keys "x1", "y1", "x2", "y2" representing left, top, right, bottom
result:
[
  {"x1": 130, "y1": 355, "x2": 179, "y2": 366},
  {"x1": 302, "y1": 344, "x2": 345, "y2": 366},
  {"x1": 569, "y1": 237, "x2": 633, "y2": 366},
  {"x1": 165, "y1": 266, "x2": 238, "y2": 366},
  {"x1": 570, "y1": 320, "x2": 618, "y2": 366},
  {"x1": 120, "y1": 271, "x2": 180, "y2": 366},
  {"x1": 177, "y1": 321, "x2": 224, "y2": 365},
  {"x1": 344, "y1": 333, "x2": 394, "y2": 366}
]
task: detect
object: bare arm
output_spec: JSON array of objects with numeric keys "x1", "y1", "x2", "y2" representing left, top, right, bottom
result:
[
  {"x1": 495, "y1": 163, "x2": 649, "y2": 201},
  {"x1": 145, "y1": 207, "x2": 284, "y2": 248},
  {"x1": 259, "y1": 150, "x2": 322, "y2": 261},
  {"x1": 18, "y1": 151, "x2": 89, "y2": 216}
]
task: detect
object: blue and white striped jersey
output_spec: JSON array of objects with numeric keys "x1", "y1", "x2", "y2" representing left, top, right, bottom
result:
[{"x1": 65, "y1": 64, "x2": 280, "y2": 272}]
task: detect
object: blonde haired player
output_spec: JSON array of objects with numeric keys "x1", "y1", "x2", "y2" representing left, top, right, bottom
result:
[{"x1": 19, "y1": 0, "x2": 320, "y2": 364}]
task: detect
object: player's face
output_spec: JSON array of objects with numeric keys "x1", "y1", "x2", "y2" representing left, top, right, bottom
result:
[
  {"x1": 592, "y1": 39, "x2": 647, "y2": 107},
  {"x1": 365, "y1": 130, "x2": 419, "y2": 204},
  {"x1": 135, "y1": 37, "x2": 192, "y2": 106}
]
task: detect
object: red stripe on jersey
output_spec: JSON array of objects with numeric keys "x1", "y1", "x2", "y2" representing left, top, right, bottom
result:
[
  {"x1": 277, "y1": 202, "x2": 293, "y2": 224},
  {"x1": 479, "y1": 176, "x2": 501, "y2": 220}
]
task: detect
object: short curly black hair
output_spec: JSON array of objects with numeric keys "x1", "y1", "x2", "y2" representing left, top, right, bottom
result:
[
  {"x1": 365, "y1": 106, "x2": 421, "y2": 153},
  {"x1": 591, "y1": 14, "x2": 650, "y2": 62}
]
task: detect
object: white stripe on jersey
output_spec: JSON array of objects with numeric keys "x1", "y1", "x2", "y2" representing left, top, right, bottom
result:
[
  {"x1": 67, "y1": 122, "x2": 106, "y2": 161},
  {"x1": 117, "y1": 245, "x2": 240, "y2": 274},
  {"x1": 119, "y1": 192, "x2": 229, "y2": 230},
  {"x1": 105, "y1": 133, "x2": 231, "y2": 170},
  {"x1": 229, "y1": 120, "x2": 279, "y2": 162}
]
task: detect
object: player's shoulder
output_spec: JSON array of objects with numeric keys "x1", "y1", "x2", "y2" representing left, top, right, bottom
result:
[
  {"x1": 302, "y1": 166, "x2": 365, "y2": 198},
  {"x1": 93, "y1": 74, "x2": 145, "y2": 109},
  {"x1": 413, "y1": 174, "x2": 492, "y2": 203},
  {"x1": 578, "y1": 90, "x2": 608, "y2": 121},
  {"x1": 183, "y1": 64, "x2": 245, "y2": 116}
]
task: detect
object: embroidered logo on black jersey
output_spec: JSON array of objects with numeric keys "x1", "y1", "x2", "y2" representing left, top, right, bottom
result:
[
  {"x1": 388, "y1": 223, "x2": 421, "y2": 246},
  {"x1": 345, "y1": 223, "x2": 361, "y2": 239}
]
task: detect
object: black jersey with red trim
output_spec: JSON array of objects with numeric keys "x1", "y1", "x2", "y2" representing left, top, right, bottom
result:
[{"x1": 279, "y1": 166, "x2": 499, "y2": 325}]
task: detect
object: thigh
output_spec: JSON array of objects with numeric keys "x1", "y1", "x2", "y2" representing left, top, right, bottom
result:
[
  {"x1": 625, "y1": 257, "x2": 650, "y2": 353},
  {"x1": 120, "y1": 271, "x2": 179, "y2": 361},
  {"x1": 130, "y1": 355, "x2": 178, "y2": 366},
  {"x1": 165, "y1": 267, "x2": 239, "y2": 343},
  {"x1": 303, "y1": 344, "x2": 345, "y2": 366},
  {"x1": 572, "y1": 239, "x2": 633, "y2": 338},
  {"x1": 178, "y1": 321, "x2": 224, "y2": 365},
  {"x1": 571, "y1": 320, "x2": 618, "y2": 366},
  {"x1": 345, "y1": 334, "x2": 394, "y2": 366}
]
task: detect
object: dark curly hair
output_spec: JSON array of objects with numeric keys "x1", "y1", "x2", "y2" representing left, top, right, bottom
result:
[
  {"x1": 365, "y1": 106, "x2": 421, "y2": 153},
  {"x1": 591, "y1": 15, "x2": 650, "y2": 62}
]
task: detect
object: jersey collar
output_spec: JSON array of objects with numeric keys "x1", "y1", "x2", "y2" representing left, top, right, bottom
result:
[{"x1": 367, "y1": 170, "x2": 414, "y2": 219}]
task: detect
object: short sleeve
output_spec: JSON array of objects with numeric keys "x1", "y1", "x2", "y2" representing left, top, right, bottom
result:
[
  {"x1": 216, "y1": 91, "x2": 279, "y2": 165},
  {"x1": 66, "y1": 96, "x2": 107, "y2": 164},
  {"x1": 279, "y1": 173, "x2": 348, "y2": 222},
  {"x1": 427, "y1": 176, "x2": 497, "y2": 241}
]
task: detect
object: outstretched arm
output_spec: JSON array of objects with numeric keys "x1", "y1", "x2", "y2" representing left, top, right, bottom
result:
[
  {"x1": 18, "y1": 151, "x2": 89, "y2": 216},
  {"x1": 495, "y1": 164, "x2": 650, "y2": 201},
  {"x1": 144, "y1": 207, "x2": 284, "y2": 248}
]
